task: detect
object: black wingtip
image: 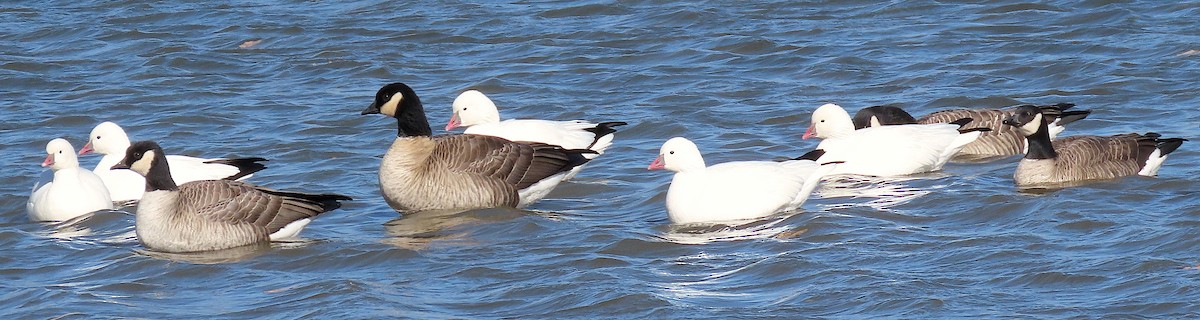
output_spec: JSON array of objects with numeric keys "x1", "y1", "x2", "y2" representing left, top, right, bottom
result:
[
  {"x1": 206, "y1": 157, "x2": 269, "y2": 181},
  {"x1": 959, "y1": 127, "x2": 992, "y2": 133},
  {"x1": 563, "y1": 148, "x2": 598, "y2": 169},
  {"x1": 1054, "y1": 110, "x2": 1091, "y2": 127},
  {"x1": 583, "y1": 121, "x2": 628, "y2": 135},
  {"x1": 949, "y1": 117, "x2": 974, "y2": 127},
  {"x1": 792, "y1": 149, "x2": 826, "y2": 161}
]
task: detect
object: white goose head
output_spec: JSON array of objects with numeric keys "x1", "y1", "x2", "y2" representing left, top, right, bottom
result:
[
  {"x1": 804, "y1": 103, "x2": 855, "y2": 139},
  {"x1": 79, "y1": 121, "x2": 132, "y2": 156},
  {"x1": 446, "y1": 90, "x2": 501, "y2": 131},
  {"x1": 42, "y1": 138, "x2": 80, "y2": 170},
  {"x1": 648, "y1": 137, "x2": 706, "y2": 173}
]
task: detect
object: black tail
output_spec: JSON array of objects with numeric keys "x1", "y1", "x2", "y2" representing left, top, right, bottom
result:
[
  {"x1": 583, "y1": 121, "x2": 628, "y2": 149},
  {"x1": 205, "y1": 157, "x2": 269, "y2": 180},
  {"x1": 1054, "y1": 110, "x2": 1091, "y2": 127},
  {"x1": 1156, "y1": 137, "x2": 1187, "y2": 156},
  {"x1": 562, "y1": 148, "x2": 598, "y2": 170}
]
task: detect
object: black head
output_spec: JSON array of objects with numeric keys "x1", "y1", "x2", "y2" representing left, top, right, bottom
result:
[
  {"x1": 1002, "y1": 105, "x2": 1045, "y2": 137},
  {"x1": 362, "y1": 82, "x2": 432, "y2": 137},
  {"x1": 111, "y1": 140, "x2": 178, "y2": 191},
  {"x1": 852, "y1": 105, "x2": 918, "y2": 129}
]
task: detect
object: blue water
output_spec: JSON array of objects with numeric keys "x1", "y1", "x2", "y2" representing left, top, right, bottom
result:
[{"x1": 2, "y1": 1, "x2": 1199, "y2": 318}]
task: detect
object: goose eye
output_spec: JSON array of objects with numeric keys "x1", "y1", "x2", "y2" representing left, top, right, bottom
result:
[
  {"x1": 463, "y1": 108, "x2": 468, "y2": 111},
  {"x1": 669, "y1": 151, "x2": 675, "y2": 155},
  {"x1": 820, "y1": 120, "x2": 825, "y2": 123},
  {"x1": 58, "y1": 150, "x2": 62, "y2": 154},
  {"x1": 96, "y1": 136, "x2": 101, "y2": 140}
]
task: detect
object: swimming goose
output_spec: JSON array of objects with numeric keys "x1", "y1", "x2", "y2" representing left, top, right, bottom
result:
[
  {"x1": 804, "y1": 103, "x2": 986, "y2": 177},
  {"x1": 648, "y1": 137, "x2": 836, "y2": 224},
  {"x1": 26, "y1": 138, "x2": 114, "y2": 222},
  {"x1": 111, "y1": 141, "x2": 350, "y2": 253},
  {"x1": 79, "y1": 121, "x2": 268, "y2": 203},
  {"x1": 445, "y1": 90, "x2": 627, "y2": 179},
  {"x1": 1003, "y1": 105, "x2": 1186, "y2": 187},
  {"x1": 362, "y1": 82, "x2": 594, "y2": 212},
  {"x1": 852, "y1": 103, "x2": 1090, "y2": 157}
]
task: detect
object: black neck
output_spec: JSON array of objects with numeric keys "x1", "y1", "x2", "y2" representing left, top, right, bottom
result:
[
  {"x1": 1023, "y1": 122, "x2": 1057, "y2": 160},
  {"x1": 396, "y1": 99, "x2": 432, "y2": 137},
  {"x1": 144, "y1": 150, "x2": 179, "y2": 191}
]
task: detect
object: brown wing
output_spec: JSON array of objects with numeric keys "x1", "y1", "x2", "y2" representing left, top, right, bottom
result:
[
  {"x1": 178, "y1": 180, "x2": 345, "y2": 234},
  {"x1": 430, "y1": 135, "x2": 589, "y2": 190},
  {"x1": 919, "y1": 108, "x2": 1024, "y2": 155},
  {"x1": 1051, "y1": 134, "x2": 1143, "y2": 179}
]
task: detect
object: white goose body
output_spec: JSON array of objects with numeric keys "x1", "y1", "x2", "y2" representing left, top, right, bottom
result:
[
  {"x1": 805, "y1": 103, "x2": 982, "y2": 177},
  {"x1": 447, "y1": 90, "x2": 626, "y2": 179},
  {"x1": 26, "y1": 139, "x2": 113, "y2": 221},
  {"x1": 81, "y1": 121, "x2": 267, "y2": 203},
  {"x1": 115, "y1": 141, "x2": 349, "y2": 253},
  {"x1": 366, "y1": 83, "x2": 593, "y2": 212},
  {"x1": 649, "y1": 137, "x2": 834, "y2": 225}
]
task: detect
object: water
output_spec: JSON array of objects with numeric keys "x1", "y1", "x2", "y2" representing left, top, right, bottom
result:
[{"x1": 2, "y1": 1, "x2": 1199, "y2": 318}]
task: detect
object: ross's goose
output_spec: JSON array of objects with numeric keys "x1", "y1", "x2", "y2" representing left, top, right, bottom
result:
[
  {"x1": 1003, "y1": 105, "x2": 1185, "y2": 187},
  {"x1": 78, "y1": 121, "x2": 268, "y2": 203},
  {"x1": 362, "y1": 82, "x2": 594, "y2": 212},
  {"x1": 648, "y1": 137, "x2": 837, "y2": 225},
  {"x1": 27, "y1": 138, "x2": 113, "y2": 222},
  {"x1": 111, "y1": 140, "x2": 351, "y2": 253},
  {"x1": 804, "y1": 103, "x2": 986, "y2": 176},
  {"x1": 445, "y1": 89, "x2": 627, "y2": 179}
]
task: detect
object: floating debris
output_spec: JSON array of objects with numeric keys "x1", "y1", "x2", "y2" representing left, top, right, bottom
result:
[{"x1": 239, "y1": 39, "x2": 262, "y2": 49}]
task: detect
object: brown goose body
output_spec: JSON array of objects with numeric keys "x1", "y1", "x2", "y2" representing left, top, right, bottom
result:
[
  {"x1": 1003, "y1": 105, "x2": 1185, "y2": 187},
  {"x1": 365, "y1": 82, "x2": 591, "y2": 212},
  {"x1": 115, "y1": 141, "x2": 350, "y2": 253},
  {"x1": 1014, "y1": 134, "x2": 1157, "y2": 186}
]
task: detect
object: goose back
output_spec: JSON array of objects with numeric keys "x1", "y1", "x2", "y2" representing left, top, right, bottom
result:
[
  {"x1": 379, "y1": 134, "x2": 590, "y2": 211},
  {"x1": 137, "y1": 180, "x2": 348, "y2": 252}
]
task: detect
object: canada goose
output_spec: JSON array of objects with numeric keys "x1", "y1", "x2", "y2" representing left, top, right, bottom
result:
[
  {"x1": 1003, "y1": 105, "x2": 1186, "y2": 187},
  {"x1": 853, "y1": 104, "x2": 1090, "y2": 157},
  {"x1": 361, "y1": 82, "x2": 593, "y2": 212},
  {"x1": 27, "y1": 138, "x2": 113, "y2": 221},
  {"x1": 648, "y1": 137, "x2": 836, "y2": 224},
  {"x1": 445, "y1": 89, "x2": 628, "y2": 179},
  {"x1": 804, "y1": 103, "x2": 986, "y2": 176},
  {"x1": 112, "y1": 141, "x2": 350, "y2": 253},
  {"x1": 78, "y1": 121, "x2": 267, "y2": 203}
]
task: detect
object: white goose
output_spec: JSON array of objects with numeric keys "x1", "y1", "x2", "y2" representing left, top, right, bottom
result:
[
  {"x1": 803, "y1": 103, "x2": 985, "y2": 177},
  {"x1": 112, "y1": 140, "x2": 351, "y2": 253},
  {"x1": 78, "y1": 121, "x2": 268, "y2": 203},
  {"x1": 363, "y1": 82, "x2": 595, "y2": 212},
  {"x1": 851, "y1": 104, "x2": 1090, "y2": 157},
  {"x1": 445, "y1": 90, "x2": 627, "y2": 179},
  {"x1": 648, "y1": 137, "x2": 836, "y2": 225},
  {"x1": 27, "y1": 138, "x2": 113, "y2": 222}
]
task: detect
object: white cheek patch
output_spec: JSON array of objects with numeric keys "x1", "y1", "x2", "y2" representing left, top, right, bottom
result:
[
  {"x1": 381, "y1": 93, "x2": 403, "y2": 117},
  {"x1": 131, "y1": 150, "x2": 156, "y2": 176},
  {"x1": 1018, "y1": 113, "x2": 1043, "y2": 135},
  {"x1": 870, "y1": 116, "x2": 882, "y2": 128}
]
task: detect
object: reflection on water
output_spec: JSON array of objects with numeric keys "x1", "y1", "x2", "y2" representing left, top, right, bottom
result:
[
  {"x1": 660, "y1": 215, "x2": 797, "y2": 245},
  {"x1": 135, "y1": 243, "x2": 273, "y2": 264},
  {"x1": 817, "y1": 175, "x2": 934, "y2": 210}
]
